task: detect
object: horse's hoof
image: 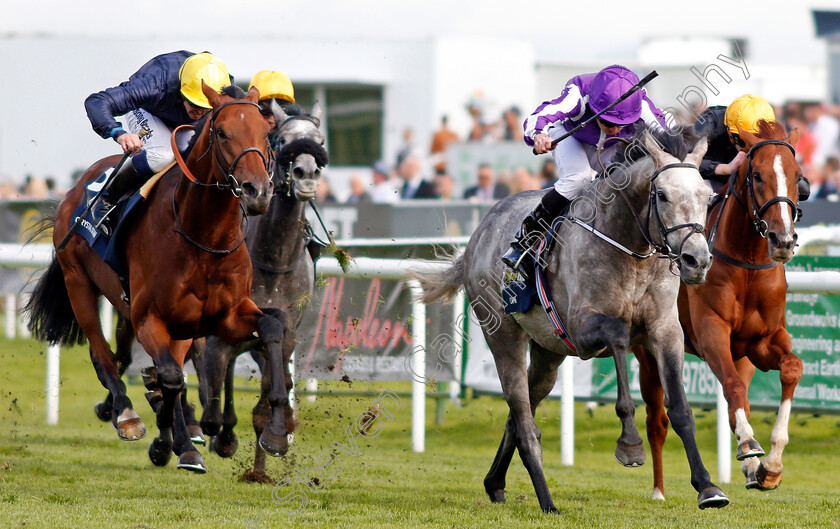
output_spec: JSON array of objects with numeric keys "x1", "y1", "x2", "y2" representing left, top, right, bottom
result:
[
  {"x1": 187, "y1": 424, "x2": 206, "y2": 446},
  {"x1": 177, "y1": 450, "x2": 207, "y2": 473},
  {"x1": 209, "y1": 431, "x2": 239, "y2": 458},
  {"x1": 148, "y1": 438, "x2": 173, "y2": 467},
  {"x1": 615, "y1": 442, "x2": 646, "y2": 467},
  {"x1": 258, "y1": 431, "x2": 289, "y2": 457},
  {"x1": 697, "y1": 486, "x2": 729, "y2": 509},
  {"x1": 736, "y1": 439, "x2": 765, "y2": 461},
  {"x1": 542, "y1": 504, "x2": 560, "y2": 514},
  {"x1": 94, "y1": 401, "x2": 112, "y2": 422},
  {"x1": 486, "y1": 488, "x2": 506, "y2": 504},
  {"x1": 116, "y1": 417, "x2": 147, "y2": 441},
  {"x1": 745, "y1": 471, "x2": 760, "y2": 489},
  {"x1": 754, "y1": 462, "x2": 782, "y2": 490}
]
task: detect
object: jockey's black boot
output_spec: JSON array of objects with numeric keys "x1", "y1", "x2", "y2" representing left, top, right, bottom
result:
[
  {"x1": 91, "y1": 159, "x2": 146, "y2": 232},
  {"x1": 501, "y1": 188, "x2": 570, "y2": 272}
]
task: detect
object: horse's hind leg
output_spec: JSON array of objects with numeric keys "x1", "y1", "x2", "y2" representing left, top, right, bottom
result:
[
  {"x1": 211, "y1": 354, "x2": 240, "y2": 459},
  {"x1": 95, "y1": 313, "x2": 134, "y2": 423},
  {"x1": 754, "y1": 333, "x2": 802, "y2": 491},
  {"x1": 634, "y1": 345, "x2": 669, "y2": 501},
  {"x1": 484, "y1": 341, "x2": 563, "y2": 504},
  {"x1": 63, "y1": 271, "x2": 145, "y2": 441}
]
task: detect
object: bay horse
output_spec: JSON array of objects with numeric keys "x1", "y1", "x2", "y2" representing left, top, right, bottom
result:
[
  {"x1": 634, "y1": 119, "x2": 802, "y2": 498},
  {"x1": 198, "y1": 100, "x2": 327, "y2": 482},
  {"x1": 411, "y1": 126, "x2": 729, "y2": 512},
  {"x1": 25, "y1": 83, "x2": 293, "y2": 473}
]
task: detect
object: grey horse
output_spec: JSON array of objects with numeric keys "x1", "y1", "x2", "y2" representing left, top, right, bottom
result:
[
  {"x1": 197, "y1": 100, "x2": 327, "y2": 481},
  {"x1": 410, "y1": 127, "x2": 730, "y2": 512}
]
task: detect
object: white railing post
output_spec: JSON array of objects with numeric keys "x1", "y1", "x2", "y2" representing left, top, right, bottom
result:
[
  {"x1": 4, "y1": 293, "x2": 15, "y2": 339},
  {"x1": 18, "y1": 292, "x2": 31, "y2": 338},
  {"x1": 450, "y1": 289, "x2": 465, "y2": 401},
  {"x1": 306, "y1": 378, "x2": 318, "y2": 402},
  {"x1": 46, "y1": 344, "x2": 60, "y2": 425},
  {"x1": 408, "y1": 279, "x2": 426, "y2": 453},
  {"x1": 560, "y1": 359, "x2": 575, "y2": 466},
  {"x1": 717, "y1": 381, "x2": 731, "y2": 483},
  {"x1": 100, "y1": 298, "x2": 114, "y2": 342}
]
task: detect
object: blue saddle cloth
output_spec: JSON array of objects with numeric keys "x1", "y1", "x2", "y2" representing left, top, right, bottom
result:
[{"x1": 70, "y1": 171, "x2": 145, "y2": 278}]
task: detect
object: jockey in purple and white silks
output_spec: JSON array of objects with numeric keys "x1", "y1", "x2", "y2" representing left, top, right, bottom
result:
[{"x1": 502, "y1": 65, "x2": 670, "y2": 271}]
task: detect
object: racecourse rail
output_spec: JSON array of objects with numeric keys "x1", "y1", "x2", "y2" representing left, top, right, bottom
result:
[{"x1": 4, "y1": 236, "x2": 840, "y2": 485}]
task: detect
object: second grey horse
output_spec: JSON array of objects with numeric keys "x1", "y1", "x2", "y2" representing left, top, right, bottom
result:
[{"x1": 410, "y1": 126, "x2": 729, "y2": 512}]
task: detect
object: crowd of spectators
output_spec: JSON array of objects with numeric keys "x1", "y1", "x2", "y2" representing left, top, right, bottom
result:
[
  {"x1": 0, "y1": 175, "x2": 63, "y2": 200},
  {"x1": 780, "y1": 101, "x2": 840, "y2": 202}
]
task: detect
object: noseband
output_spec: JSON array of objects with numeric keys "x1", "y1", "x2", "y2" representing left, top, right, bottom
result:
[{"x1": 730, "y1": 139, "x2": 799, "y2": 237}]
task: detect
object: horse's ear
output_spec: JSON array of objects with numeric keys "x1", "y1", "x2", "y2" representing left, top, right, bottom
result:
[
  {"x1": 642, "y1": 131, "x2": 670, "y2": 167},
  {"x1": 202, "y1": 80, "x2": 222, "y2": 109},
  {"x1": 246, "y1": 85, "x2": 260, "y2": 104},
  {"x1": 686, "y1": 136, "x2": 708, "y2": 167},
  {"x1": 310, "y1": 101, "x2": 323, "y2": 127},
  {"x1": 271, "y1": 99, "x2": 288, "y2": 125},
  {"x1": 736, "y1": 126, "x2": 760, "y2": 147},
  {"x1": 787, "y1": 127, "x2": 801, "y2": 149}
]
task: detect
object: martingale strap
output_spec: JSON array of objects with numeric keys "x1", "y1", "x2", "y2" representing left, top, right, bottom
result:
[{"x1": 534, "y1": 218, "x2": 576, "y2": 351}]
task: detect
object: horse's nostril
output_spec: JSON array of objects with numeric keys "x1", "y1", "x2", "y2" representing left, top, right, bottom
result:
[
  {"x1": 241, "y1": 182, "x2": 258, "y2": 198},
  {"x1": 293, "y1": 166, "x2": 305, "y2": 179},
  {"x1": 767, "y1": 232, "x2": 779, "y2": 246},
  {"x1": 681, "y1": 253, "x2": 698, "y2": 269}
]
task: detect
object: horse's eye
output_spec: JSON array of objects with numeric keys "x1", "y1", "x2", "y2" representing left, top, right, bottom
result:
[
  {"x1": 279, "y1": 136, "x2": 287, "y2": 145},
  {"x1": 752, "y1": 171, "x2": 762, "y2": 183},
  {"x1": 657, "y1": 190, "x2": 668, "y2": 202},
  {"x1": 217, "y1": 129, "x2": 227, "y2": 140},
  {"x1": 320, "y1": 138, "x2": 325, "y2": 146}
]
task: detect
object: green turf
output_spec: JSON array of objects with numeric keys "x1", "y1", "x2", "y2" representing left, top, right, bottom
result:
[{"x1": 1, "y1": 335, "x2": 839, "y2": 528}]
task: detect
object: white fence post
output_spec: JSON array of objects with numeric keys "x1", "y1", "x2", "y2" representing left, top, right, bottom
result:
[
  {"x1": 717, "y1": 381, "x2": 731, "y2": 484},
  {"x1": 4, "y1": 293, "x2": 15, "y2": 339},
  {"x1": 305, "y1": 378, "x2": 318, "y2": 402},
  {"x1": 18, "y1": 292, "x2": 31, "y2": 338},
  {"x1": 450, "y1": 289, "x2": 465, "y2": 401},
  {"x1": 99, "y1": 298, "x2": 114, "y2": 342},
  {"x1": 560, "y1": 359, "x2": 575, "y2": 466},
  {"x1": 46, "y1": 344, "x2": 60, "y2": 425},
  {"x1": 408, "y1": 279, "x2": 426, "y2": 453}
]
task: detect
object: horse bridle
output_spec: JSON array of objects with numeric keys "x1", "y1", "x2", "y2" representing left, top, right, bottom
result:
[
  {"x1": 731, "y1": 139, "x2": 799, "y2": 238},
  {"x1": 272, "y1": 114, "x2": 327, "y2": 197},
  {"x1": 600, "y1": 137, "x2": 705, "y2": 265},
  {"x1": 206, "y1": 100, "x2": 271, "y2": 198}
]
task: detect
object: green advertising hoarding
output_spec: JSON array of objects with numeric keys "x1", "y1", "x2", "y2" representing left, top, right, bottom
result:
[{"x1": 589, "y1": 256, "x2": 840, "y2": 412}]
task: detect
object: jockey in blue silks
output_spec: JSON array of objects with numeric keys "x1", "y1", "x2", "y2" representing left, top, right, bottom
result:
[{"x1": 502, "y1": 64, "x2": 670, "y2": 271}]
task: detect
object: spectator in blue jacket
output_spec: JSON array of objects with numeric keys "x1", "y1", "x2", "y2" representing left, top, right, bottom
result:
[{"x1": 84, "y1": 50, "x2": 232, "y2": 217}]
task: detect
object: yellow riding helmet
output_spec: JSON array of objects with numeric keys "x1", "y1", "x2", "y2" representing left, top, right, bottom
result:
[
  {"x1": 179, "y1": 52, "x2": 231, "y2": 109},
  {"x1": 724, "y1": 94, "x2": 776, "y2": 134},
  {"x1": 249, "y1": 70, "x2": 295, "y2": 103}
]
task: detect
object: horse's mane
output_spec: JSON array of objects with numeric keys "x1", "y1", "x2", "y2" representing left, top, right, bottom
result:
[{"x1": 614, "y1": 124, "x2": 701, "y2": 165}]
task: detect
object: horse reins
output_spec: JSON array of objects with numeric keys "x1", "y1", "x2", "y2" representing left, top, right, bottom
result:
[
  {"x1": 169, "y1": 100, "x2": 271, "y2": 255},
  {"x1": 706, "y1": 139, "x2": 798, "y2": 270}
]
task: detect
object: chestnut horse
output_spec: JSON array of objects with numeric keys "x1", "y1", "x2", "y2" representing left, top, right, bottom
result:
[
  {"x1": 26, "y1": 83, "x2": 292, "y2": 473},
  {"x1": 634, "y1": 119, "x2": 802, "y2": 499}
]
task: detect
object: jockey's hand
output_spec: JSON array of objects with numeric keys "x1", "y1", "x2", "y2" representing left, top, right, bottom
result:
[
  {"x1": 533, "y1": 133, "x2": 555, "y2": 154},
  {"x1": 118, "y1": 133, "x2": 143, "y2": 154},
  {"x1": 717, "y1": 151, "x2": 746, "y2": 176}
]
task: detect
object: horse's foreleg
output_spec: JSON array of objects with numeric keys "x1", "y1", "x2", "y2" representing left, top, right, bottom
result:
[
  {"x1": 484, "y1": 341, "x2": 563, "y2": 504},
  {"x1": 136, "y1": 318, "x2": 204, "y2": 472},
  {"x1": 650, "y1": 324, "x2": 728, "y2": 509},
  {"x1": 697, "y1": 318, "x2": 763, "y2": 462},
  {"x1": 198, "y1": 337, "x2": 234, "y2": 437},
  {"x1": 634, "y1": 345, "x2": 669, "y2": 501},
  {"x1": 755, "y1": 333, "x2": 802, "y2": 491},
  {"x1": 211, "y1": 353, "x2": 241, "y2": 459},
  {"x1": 62, "y1": 270, "x2": 145, "y2": 441},
  {"x1": 579, "y1": 314, "x2": 644, "y2": 467}
]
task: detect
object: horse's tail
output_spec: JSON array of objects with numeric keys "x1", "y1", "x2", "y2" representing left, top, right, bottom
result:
[
  {"x1": 407, "y1": 249, "x2": 465, "y2": 304},
  {"x1": 24, "y1": 248, "x2": 87, "y2": 347}
]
